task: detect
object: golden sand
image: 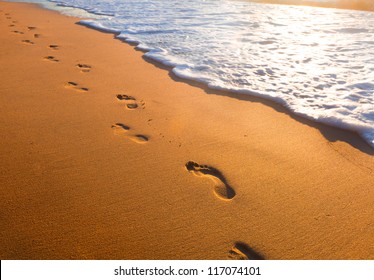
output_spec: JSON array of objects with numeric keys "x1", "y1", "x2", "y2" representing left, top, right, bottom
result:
[{"x1": 0, "y1": 1, "x2": 373, "y2": 259}]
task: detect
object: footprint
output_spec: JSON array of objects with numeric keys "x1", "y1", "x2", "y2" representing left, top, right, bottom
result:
[
  {"x1": 228, "y1": 242, "x2": 264, "y2": 260},
  {"x1": 185, "y1": 161, "x2": 235, "y2": 200},
  {"x1": 116, "y1": 94, "x2": 145, "y2": 110},
  {"x1": 130, "y1": 135, "x2": 149, "y2": 144},
  {"x1": 8, "y1": 24, "x2": 15, "y2": 27},
  {"x1": 66, "y1": 81, "x2": 78, "y2": 87},
  {"x1": 65, "y1": 81, "x2": 89, "y2": 92},
  {"x1": 111, "y1": 123, "x2": 130, "y2": 135},
  {"x1": 44, "y1": 56, "x2": 59, "y2": 62},
  {"x1": 34, "y1": 34, "x2": 41, "y2": 39},
  {"x1": 116, "y1": 94, "x2": 135, "y2": 101},
  {"x1": 111, "y1": 123, "x2": 148, "y2": 144},
  {"x1": 22, "y1": 39, "x2": 34, "y2": 45},
  {"x1": 12, "y1": 30, "x2": 24, "y2": 34},
  {"x1": 27, "y1": 26, "x2": 36, "y2": 31},
  {"x1": 76, "y1": 64, "x2": 92, "y2": 73},
  {"x1": 49, "y1": 44, "x2": 59, "y2": 50}
]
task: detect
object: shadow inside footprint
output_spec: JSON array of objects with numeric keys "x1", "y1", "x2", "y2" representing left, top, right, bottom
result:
[
  {"x1": 111, "y1": 123, "x2": 130, "y2": 135},
  {"x1": 130, "y1": 135, "x2": 149, "y2": 144},
  {"x1": 126, "y1": 104, "x2": 138, "y2": 109},
  {"x1": 66, "y1": 81, "x2": 78, "y2": 87},
  {"x1": 228, "y1": 242, "x2": 264, "y2": 260},
  {"x1": 185, "y1": 161, "x2": 236, "y2": 200}
]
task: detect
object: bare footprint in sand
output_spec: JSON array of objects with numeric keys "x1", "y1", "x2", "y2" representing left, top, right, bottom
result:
[
  {"x1": 116, "y1": 94, "x2": 135, "y2": 101},
  {"x1": 111, "y1": 123, "x2": 130, "y2": 135},
  {"x1": 111, "y1": 123, "x2": 148, "y2": 144},
  {"x1": 44, "y1": 56, "x2": 59, "y2": 62},
  {"x1": 65, "y1": 81, "x2": 89, "y2": 92},
  {"x1": 116, "y1": 94, "x2": 145, "y2": 109},
  {"x1": 12, "y1": 30, "x2": 24, "y2": 34},
  {"x1": 49, "y1": 44, "x2": 59, "y2": 50},
  {"x1": 129, "y1": 135, "x2": 149, "y2": 144},
  {"x1": 34, "y1": 34, "x2": 41, "y2": 39},
  {"x1": 76, "y1": 63, "x2": 92, "y2": 73},
  {"x1": 185, "y1": 161, "x2": 235, "y2": 200},
  {"x1": 27, "y1": 26, "x2": 36, "y2": 31},
  {"x1": 22, "y1": 39, "x2": 34, "y2": 45},
  {"x1": 228, "y1": 242, "x2": 264, "y2": 260}
]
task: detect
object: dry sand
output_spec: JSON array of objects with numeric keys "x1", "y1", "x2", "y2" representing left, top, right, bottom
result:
[{"x1": 0, "y1": 1, "x2": 373, "y2": 260}]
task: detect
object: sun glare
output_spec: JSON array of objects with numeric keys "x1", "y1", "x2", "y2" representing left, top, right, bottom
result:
[{"x1": 251, "y1": 0, "x2": 374, "y2": 11}]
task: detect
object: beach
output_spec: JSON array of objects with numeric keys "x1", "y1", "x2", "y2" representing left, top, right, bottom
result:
[{"x1": 0, "y1": 0, "x2": 373, "y2": 259}]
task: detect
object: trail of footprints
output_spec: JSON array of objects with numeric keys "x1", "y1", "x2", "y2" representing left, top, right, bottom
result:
[
  {"x1": 1, "y1": 9, "x2": 262, "y2": 258},
  {"x1": 113, "y1": 93, "x2": 260, "y2": 257},
  {"x1": 9, "y1": 21, "x2": 39, "y2": 44},
  {"x1": 113, "y1": 93, "x2": 148, "y2": 143}
]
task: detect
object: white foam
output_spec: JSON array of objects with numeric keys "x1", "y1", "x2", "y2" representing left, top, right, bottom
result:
[{"x1": 15, "y1": 0, "x2": 374, "y2": 148}]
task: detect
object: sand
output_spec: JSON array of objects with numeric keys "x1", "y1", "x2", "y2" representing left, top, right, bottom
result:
[{"x1": 0, "y1": 1, "x2": 373, "y2": 260}]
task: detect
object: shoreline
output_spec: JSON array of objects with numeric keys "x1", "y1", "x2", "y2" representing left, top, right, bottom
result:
[
  {"x1": 0, "y1": 1, "x2": 374, "y2": 260},
  {"x1": 76, "y1": 10, "x2": 374, "y2": 152},
  {"x1": 9, "y1": 0, "x2": 374, "y2": 151},
  {"x1": 80, "y1": 23, "x2": 374, "y2": 154}
]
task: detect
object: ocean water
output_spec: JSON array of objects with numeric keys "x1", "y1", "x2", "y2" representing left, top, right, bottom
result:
[{"x1": 12, "y1": 0, "x2": 374, "y2": 147}]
